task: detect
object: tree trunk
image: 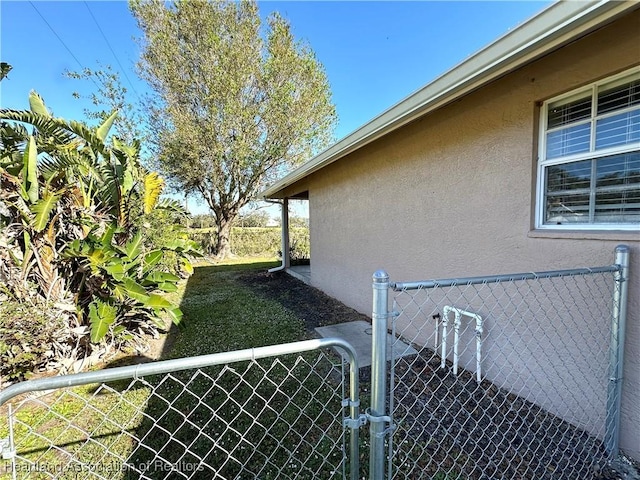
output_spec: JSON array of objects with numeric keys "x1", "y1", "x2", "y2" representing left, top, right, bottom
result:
[{"x1": 214, "y1": 217, "x2": 234, "y2": 260}]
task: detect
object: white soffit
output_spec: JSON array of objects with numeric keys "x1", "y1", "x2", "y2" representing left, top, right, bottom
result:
[{"x1": 262, "y1": 0, "x2": 638, "y2": 199}]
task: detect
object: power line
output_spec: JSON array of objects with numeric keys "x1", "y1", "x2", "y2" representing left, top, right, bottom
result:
[
  {"x1": 28, "y1": 1, "x2": 100, "y2": 91},
  {"x1": 83, "y1": 1, "x2": 141, "y2": 100}
]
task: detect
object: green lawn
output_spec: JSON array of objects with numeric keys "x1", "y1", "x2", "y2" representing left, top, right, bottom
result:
[
  {"x1": 0, "y1": 259, "x2": 347, "y2": 480},
  {"x1": 167, "y1": 258, "x2": 304, "y2": 356}
]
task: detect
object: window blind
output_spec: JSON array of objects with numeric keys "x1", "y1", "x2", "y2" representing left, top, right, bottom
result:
[{"x1": 541, "y1": 70, "x2": 640, "y2": 228}]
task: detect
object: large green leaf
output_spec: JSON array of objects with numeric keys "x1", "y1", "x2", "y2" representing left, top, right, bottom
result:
[
  {"x1": 30, "y1": 190, "x2": 61, "y2": 232},
  {"x1": 124, "y1": 232, "x2": 143, "y2": 260},
  {"x1": 66, "y1": 119, "x2": 109, "y2": 157},
  {"x1": 104, "y1": 262, "x2": 126, "y2": 281},
  {"x1": 20, "y1": 230, "x2": 32, "y2": 269},
  {"x1": 88, "y1": 299, "x2": 118, "y2": 343},
  {"x1": 66, "y1": 238, "x2": 84, "y2": 255},
  {"x1": 87, "y1": 248, "x2": 113, "y2": 268},
  {"x1": 122, "y1": 167, "x2": 135, "y2": 195},
  {"x1": 121, "y1": 278, "x2": 151, "y2": 303},
  {"x1": 181, "y1": 258, "x2": 194, "y2": 275},
  {"x1": 142, "y1": 250, "x2": 163, "y2": 273},
  {"x1": 166, "y1": 307, "x2": 184, "y2": 327},
  {"x1": 96, "y1": 110, "x2": 118, "y2": 142},
  {"x1": 143, "y1": 294, "x2": 173, "y2": 309},
  {"x1": 157, "y1": 282, "x2": 178, "y2": 293},
  {"x1": 112, "y1": 283, "x2": 127, "y2": 302},
  {"x1": 0, "y1": 110, "x2": 75, "y2": 146},
  {"x1": 28, "y1": 91, "x2": 51, "y2": 117},
  {"x1": 22, "y1": 135, "x2": 39, "y2": 203},
  {"x1": 144, "y1": 271, "x2": 180, "y2": 284},
  {"x1": 155, "y1": 198, "x2": 187, "y2": 214},
  {"x1": 100, "y1": 224, "x2": 118, "y2": 249},
  {"x1": 112, "y1": 137, "x2": 141, "y2": 161}
]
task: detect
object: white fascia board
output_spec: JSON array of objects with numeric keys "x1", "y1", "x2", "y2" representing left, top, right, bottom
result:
[{"x1": 261, "y1": 0, "x2": 637, "y2": 199}]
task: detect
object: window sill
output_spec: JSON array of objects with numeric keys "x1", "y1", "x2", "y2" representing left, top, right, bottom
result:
[{"x1": 528, "y1": 229, "x2": 640, "y2": 241}]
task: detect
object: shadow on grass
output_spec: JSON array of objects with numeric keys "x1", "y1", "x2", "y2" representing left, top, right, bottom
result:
[{"x1": 116, "y1": 259, "x2": 348, "y2": 479}]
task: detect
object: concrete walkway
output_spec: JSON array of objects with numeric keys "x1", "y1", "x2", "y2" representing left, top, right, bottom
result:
[{"x1": 315, "y1": 320, "x2": 417, "y2": 368}]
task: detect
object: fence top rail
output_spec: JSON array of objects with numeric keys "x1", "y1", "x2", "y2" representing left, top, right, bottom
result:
[
  {"x1": 0, "y1": 337, "x2": 358, "y2": 407},
  {"x1": 391, "y1": 265, "x2": 621, "y2": 291}
]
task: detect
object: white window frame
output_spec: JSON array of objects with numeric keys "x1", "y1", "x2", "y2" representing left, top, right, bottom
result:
[{"x1": 535, "y1": 67, "x2": 640, "y2": 231}]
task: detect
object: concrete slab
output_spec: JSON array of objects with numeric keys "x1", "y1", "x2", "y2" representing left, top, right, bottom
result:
[
  {"x1": 315, "y1": 320, "x2": 418, "y2": 368},
  {"x1": 287, "y1": 265, "x2": 311, "y2": 285}
]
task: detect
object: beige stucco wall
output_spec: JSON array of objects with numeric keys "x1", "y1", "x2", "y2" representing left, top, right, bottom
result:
[{"x1": 279, "y1": 11, "x2": 640, "y2": 460}]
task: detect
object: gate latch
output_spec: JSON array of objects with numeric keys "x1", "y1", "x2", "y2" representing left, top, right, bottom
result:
[{"x1": 366, "y1": 411, "x2": 396, "y2": 437}]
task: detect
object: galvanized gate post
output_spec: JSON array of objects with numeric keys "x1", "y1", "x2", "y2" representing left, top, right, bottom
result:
[
  {"x1": 605, "y1": 244, "x2": 630, "y2": 458},
  {"x1": 370, "y1": 270, "x2": 390, "y2": 480}
]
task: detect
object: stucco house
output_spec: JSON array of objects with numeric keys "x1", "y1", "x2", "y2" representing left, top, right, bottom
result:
[{"x1": 262, "y1": 0, "x2": 640, "y2": 462}]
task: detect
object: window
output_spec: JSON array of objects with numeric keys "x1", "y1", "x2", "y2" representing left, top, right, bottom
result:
[{"x1": 537, "y1": 68, "x2": 640, "y2": 230}]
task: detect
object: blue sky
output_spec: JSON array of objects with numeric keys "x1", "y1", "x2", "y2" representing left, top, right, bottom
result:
[{"x1": 1, "y1": 0, "x2": 551, "y2": 214}]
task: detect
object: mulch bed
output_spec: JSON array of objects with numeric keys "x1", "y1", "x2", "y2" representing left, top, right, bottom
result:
[
  {"x1": 391, "y1": 353, "x2": 614, "y2": 479},
  {"x1": 239, "y1": 269, "x2": 639, "y2": 480}
]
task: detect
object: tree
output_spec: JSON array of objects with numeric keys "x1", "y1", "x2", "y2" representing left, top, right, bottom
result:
[
  {"x1": 130, "y1": 0, "x2": 336, "y2": 258},
  {"x1": 189, "y1": 214, "x2": 215, "y2": 229},
  {"x1": 239, "y1": 210, "x2": 270, "y2": 228},
  {"x1": 0, "y1": 62, "x2": 12, "y2": 81},
  {"x1": 66, "y1": 64, "x2": 143, "y2": 145}
]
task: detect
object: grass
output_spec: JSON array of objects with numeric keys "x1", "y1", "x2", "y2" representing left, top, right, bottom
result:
[
  {"x1": 0, "y1": 258, "x2": 348, "y2": 480},
  {"x1": 166, "y1": 257, "x2": 301, "y2": 356},
  {"x1": 0, "y1": 384, "x2": 151, "y2": 480}
]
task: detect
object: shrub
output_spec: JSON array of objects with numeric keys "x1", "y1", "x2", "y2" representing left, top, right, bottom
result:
[
  {"x1": 230, "y1": 227, "x2": 281, "y2": 257},
  {"x1": 289, "y1": 227, "x2": 310, "y2": 262},
  {"x1": 188, "y1": 230, "x2": 217, "y2": 255},
  {"x1": 0, "y1": 88, "x2": 200, "y2": 377},
  {"x1": 141, "y1": 207, "x2": 193, "y2": 275},
  {"x1": 188, "y1": 226, "x2": 310, "y2": 259},
  {"x1": 0, "y1": 298, "x2": 65, "y2": 382}
]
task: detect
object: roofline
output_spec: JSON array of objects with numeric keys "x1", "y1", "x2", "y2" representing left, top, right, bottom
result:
[{"x1": 262, "y1": 0, "x2": 638, "y2": 199}]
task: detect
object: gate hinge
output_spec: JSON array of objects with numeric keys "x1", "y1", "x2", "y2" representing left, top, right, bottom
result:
[
  {"x1": 341, "y1": 398, "x2": 360, "y2": 408},
  {"x1": 343, "y1": 414, "x2": 368, "y2": 429},
  {"x1": 0, "y1": 438, "x2": 15, "y2": 459}
]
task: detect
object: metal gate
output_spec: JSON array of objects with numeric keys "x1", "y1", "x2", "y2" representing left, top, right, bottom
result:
[
  {"x1": 0, "y1": 245, "x2": 631, "y2": 480},
  {"x1": 0, "y1": 338, "x2": 361, "y2": 480},
  {"x1": 370, "y1": 245, "x2": 630, "y2": 480}
]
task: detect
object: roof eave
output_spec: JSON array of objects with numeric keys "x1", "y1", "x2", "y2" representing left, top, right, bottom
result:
[{"x1": 262, "y1": 0, "x2": 637, "y2": 200}]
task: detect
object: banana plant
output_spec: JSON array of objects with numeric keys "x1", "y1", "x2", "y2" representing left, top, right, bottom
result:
[
  {"x1": 67, "y1": 226, "x2": 192, "y2": 342},
  {"x1": 1, "y1": 87, "x2": 201, "y2": 345}
]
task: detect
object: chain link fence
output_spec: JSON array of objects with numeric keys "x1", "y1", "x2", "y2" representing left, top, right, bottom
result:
[
  {"x1": 0, "y1": 339, "x2": 360, "y2": 480},
  {"x1": 0, "y1": 248, "x2": 630, "y2": 480},
  {"x1": 384, "y1": 262, "x2": 624, "y2": 480}
]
